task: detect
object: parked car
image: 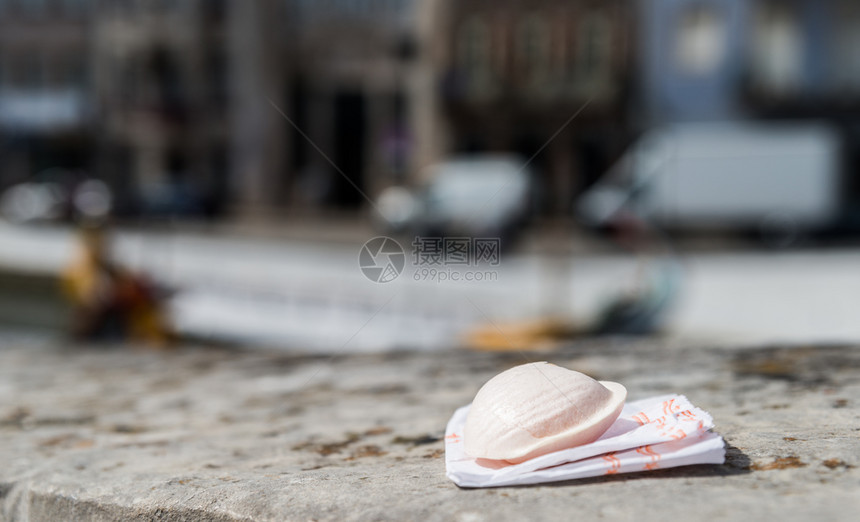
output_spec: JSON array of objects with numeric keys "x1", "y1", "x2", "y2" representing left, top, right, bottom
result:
[
  {"x1": 376, "y1": 155, "x2": 534, "y2": 247},
  {"x1": 0, "y1": 168, "x2": 112, "y2": 224}
]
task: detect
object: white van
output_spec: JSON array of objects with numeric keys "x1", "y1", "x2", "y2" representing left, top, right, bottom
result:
[{"x1": 579, "y1": 122, "x2": 841, "y2": 233}]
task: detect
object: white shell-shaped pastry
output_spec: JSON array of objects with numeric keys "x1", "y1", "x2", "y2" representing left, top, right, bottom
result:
[{"x1": 464, "y1": 362, "x2": 627, "y2": 464}]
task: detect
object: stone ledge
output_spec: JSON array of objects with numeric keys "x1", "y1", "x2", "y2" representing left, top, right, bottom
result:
[{"x1": 1, "y1": 339, "x2": 858, "y2": 521}]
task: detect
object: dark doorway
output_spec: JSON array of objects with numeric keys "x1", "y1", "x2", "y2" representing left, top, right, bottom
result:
[
  {"x1": 578, "y1": 135, "x2": 607, "y2": 193},
  {"x1": 331, "y1": 91, "x2": 366, "y2": 208}
]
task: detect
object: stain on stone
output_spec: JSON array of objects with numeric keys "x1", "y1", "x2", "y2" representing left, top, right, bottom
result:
[
  {"x1": 344, "y1": 445, "x2": 387, "y2": 460},
  {"x1": 293, "y1": 433, "x2": 361, "y2": 456},
  {"x1": 391, "y1": 434, "x2": 441, "y2": 446},
  {"x1": 731, "y1": 345, "x2": 860, "y2": 389},
  {"x1": 30, "y1": 414, "x2": 95, "y2": 427},
  {"x1": 39, "y1": 434, "x2": 85, "y2": 448},
  {"x1": 751, "y1": 456, "x2": 807, "y2": 471},
  {"x1": 38, "y1": 435, "x2": 66, "y2": 447},
  {"x1": 101, "y1": 461, "x2": 125, "y2": 472},
  {"x1": 831, "y1": 399, "x2": 848, "y2": 409},
  {"x1": 423, "y1": 449, "x2": 445, "y2": 459},
  {"x1": 190, "y1": 359, "x2": 216, "y2": 372},
  {"x1": 783, "y1": 437, "x2": 800, "y2": 442},
  {"x1": 283, "y1": 405, "x2": 306, "y2": 416},
  {"x1": 111, "y1": 424, "x2": 146, "y2": 434},
  {"x1": 0, "y1": 406, "x2": 30, "y2": 427},
  {"x1": 734, "y1": 358, "x2": 797, "y2": 380},
  {"x1": 364, "y1": 426, "x2": 393, "y2": 436},
  {"x1": 118, "y1": 439, "x2": 169, "y2": 449},
  {"x1": 242, "y1": 396, "x2": 269, "y2": 408},
  {"x1": 822, "y1": 459, "x2": 854, "y2": 470},
  {"x1": 364, "y1": 384, "x2": 409, "y2": 395}
]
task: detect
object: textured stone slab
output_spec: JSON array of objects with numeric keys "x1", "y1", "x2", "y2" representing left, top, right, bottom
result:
[{"x1": 1, "y1": 338, "x2": 858, "y2": 521}]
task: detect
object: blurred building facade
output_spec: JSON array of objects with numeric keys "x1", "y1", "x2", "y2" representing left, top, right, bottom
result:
[
  {"x1": 0, "y1": 0, "x2": 92, "y2": 183},
  {"x1": 0, "y1": 0, "x2": 233, "y2": 218},
  {"x1": 284, "y1": 0, "x2": 418, "y2": 211},
  {"x1": 637, "y1": 0, "x2": 860, "y2": 221},
  {"x1": 93, "y1": 0, "x2": 231, "y2": 217},
  {"x1": 0, "y1": 0, "x2": 420, "y2": 218},
  {"x1": 638, "y1": 0, "x2": 860, "y2": 123},
  {"x1": 3, "y1": 0, "x2": 860, "y2": 222},
  {"x1": 435, "y1": 0, "x2": 632, "y2": 216}
]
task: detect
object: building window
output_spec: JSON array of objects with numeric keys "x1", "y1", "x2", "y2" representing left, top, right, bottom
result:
[
  {"x1": 113, "y1": 0, "x2": 139, "y2": 17},
  {"x1": 577, "y1": 11, "x2": 612, "y2": 82},
  {"x1": 751, "y1": 2, "x2": 802, "y2": 94},
  {"x1": 12, "y1": 50, "x2": 49, "y2": 90},
  {"x1": 675, "y1": 3, "x2": 726, "y2": 76},
  {"x1": 207, "y1": 49, "x2": 228, "y2": 104},
  {"x1": 62, "y1": 0, "x2": 90, "y2": 16},
  {"x1": 516, "y1": 13, "x2": 550, "y2": 87},
  {"x1": 21, "y1": 0, "x2": 47, "y2": 17},
  {"x1": 63, "y1": 58, "x2": 86, "y2": 90},
  {"x1": 835, "y1": 2, "x2": 860, "y2": 90},
  {"x1": 205, "y1": 0, "x2": 226, "y2": 20},
  {"x1": 493, "y1": 17, "x2": 509, "y2": 82},
  {"x1": 119, "y1": 58, "x2": 141, "y2": 105},
  {"x1": 6, "y1": 55, "x2": 23, "y2": 89},
  {"x1": 456, "y1": 16, "x2": 492, "y2": 98}
]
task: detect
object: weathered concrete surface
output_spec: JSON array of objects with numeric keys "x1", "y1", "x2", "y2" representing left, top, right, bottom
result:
[{"x1": 1, "y1": 338, "x2": 858, "y2": 521}]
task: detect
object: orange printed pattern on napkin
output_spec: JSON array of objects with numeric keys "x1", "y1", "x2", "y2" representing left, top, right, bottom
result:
[
  {"x1": 636, "y1": 445, "x2": 662, "y2": 470},
  {"x1": 662, "y1": 398, "x2": 682, "y2": 415},
  {"x1": 632, "y1": 411, "x2": 651, "y2": 425},
  {"x1": 603, "y1": 452, "x2": 621, "y2": 475}
]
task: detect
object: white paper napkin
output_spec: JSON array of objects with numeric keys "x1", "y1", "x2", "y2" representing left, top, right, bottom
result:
[{"x1": 445, "y1": 394, "x2": 725, "y2": 487}]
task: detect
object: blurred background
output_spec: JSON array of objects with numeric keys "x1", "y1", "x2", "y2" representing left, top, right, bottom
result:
[{"x1": 3, "y1": 0, "x2": 860, "y2": 351}]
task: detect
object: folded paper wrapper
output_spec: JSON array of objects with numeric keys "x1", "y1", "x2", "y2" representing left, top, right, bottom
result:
[{"x1": 445, "y1": 394, "x2": 726, "y2": 488}]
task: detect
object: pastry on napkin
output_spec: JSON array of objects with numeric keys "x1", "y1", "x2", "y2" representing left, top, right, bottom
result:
[{"x1": 445, "y1": 363, "x2": 725, "y2": 488}]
